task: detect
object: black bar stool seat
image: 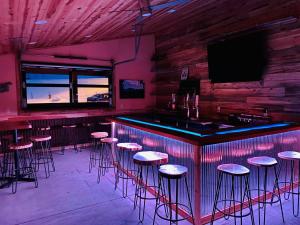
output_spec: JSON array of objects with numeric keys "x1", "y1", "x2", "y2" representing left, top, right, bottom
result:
[
  {"x1": 247, "y1": 156, "x2": 284, "y2": 225},
  {"x1": 211, "y1": 163, "x2": 254, "y2": 225},
  {"x1": 96, "y1": 137, "x2": 118, "y2": 183},
  {"x1": 115, "y1": 142, "x2": 142, "y2": 198},
  {"x1": 278, "y1": 151, "x2": 300, "y2": 217},
  {"x1": 133, "y1": 151, "x2": 168, "y2": 223},
  {"x1": 153, "y1": 164, "x2": 195, "y2": 225},
  {"x1": 31, "y1": 135, "x2": 55, "y2": 178}
]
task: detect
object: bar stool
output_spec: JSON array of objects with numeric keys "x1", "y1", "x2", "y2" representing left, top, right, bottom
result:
[
  {"x1": 153, "y1": 164, "x2": 194, "y2": 225},
  {"x1": 31, "y1": 135, "x2": 55, "y2": 178},
  {"x1": 247, "y1": 156, "x2": 284, "y2": 225},
  {"x1": 97, "y1": 137, "x2": 118, "y2": 183},
  {"x1": 89, "y1": 132, "x2": 108, "y2": 173},
  {"x1": 115, "y1": 143, "x2": 142, "y2": 198},
  {"x1": 1, "y1": 135, "x2": 24, "y2": 159},
  {"x1": 133, "y1": 151, "x2": 168, "y2": 222},
  {"x1": 4, "y1": 141, "x2": 38, "y2": 193},
  {"x1": 211, "y1": 164, "x2": 255, "y2": 225},
  {"x1": 278, "y1": 151, "x2": 300, "y2": 217},
  {"x1": 99, "y1": 122, "x2": 112, "y2": 135},
  {"x1": 35, "y1": 126, "x2": 51, "y2": 135},
  {"x1": 81, "y1": 123, "x2": 94, "y2": 149},
  {"x1": 62, "y1": 124, "x2": 79, "y2": 153}
]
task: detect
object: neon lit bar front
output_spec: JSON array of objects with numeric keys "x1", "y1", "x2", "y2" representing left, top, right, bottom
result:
[{"x1": 112, "y1": 117, "x2": 300, "y2": 224}]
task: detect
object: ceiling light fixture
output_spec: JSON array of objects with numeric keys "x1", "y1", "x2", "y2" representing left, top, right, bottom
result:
[
  {"x1": 28, "y1": 42, "x2": 37, "y2": 45},
  {"x1": 84, "y1": 35, "x2": 93, "y2": 38},
  {"x1": 35, "y1": 20, "x2": 48, "y2": 25}
]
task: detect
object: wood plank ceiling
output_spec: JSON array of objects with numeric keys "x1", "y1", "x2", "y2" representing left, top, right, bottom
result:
[
  {"x1": 0, "y1": 0, "x2": 299, "y2": 55},
  {"x1": 0, "y1": 0, "x2": 201, "y2": 54}
]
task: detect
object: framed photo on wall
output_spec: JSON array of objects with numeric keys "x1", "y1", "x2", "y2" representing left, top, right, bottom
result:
[{"x1": 119, "y1": 80, "x2": 145, "y2": 99}]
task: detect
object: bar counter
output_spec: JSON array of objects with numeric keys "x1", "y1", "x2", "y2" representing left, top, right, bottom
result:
[{"x1": 111, "y1": 116, "x2": 300, "y2": 224}]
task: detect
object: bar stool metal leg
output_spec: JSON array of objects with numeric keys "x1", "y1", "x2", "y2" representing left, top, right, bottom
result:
[
  {"x1": 5, "y1": 143, "x2": 38, "y2": 194},
  {"x1": 115, "y1": 143, "x2": 143, "y2": 198},
  {"x1": 278, "y1": 152, "x2": 300, "y2": 217},
  {"x1": 115, "y1": 149, "x2": 132, "y2": 198},
  {"x1": 210, "y1": 164, "x2": 254, "y2": 225},
  {"x1": 248, "y1": 156, "x2": 284, "y2": 225},
  {"x1": 133, "y1": 164, "x2": 159, "y2": 222},
  {"x1": 153, "y1": 164, "x2": 194, "y2": 225}
]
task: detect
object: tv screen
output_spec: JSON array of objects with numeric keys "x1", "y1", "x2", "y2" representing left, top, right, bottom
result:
[
  {"x1": 119, "y1": 80, "x2": 145, "y2": 99},
  {"x1": 208, "y1": 30, "x2": 268, "y2": 83}
]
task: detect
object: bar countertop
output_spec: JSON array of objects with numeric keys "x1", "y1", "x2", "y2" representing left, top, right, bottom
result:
[{"x1": 112, "y1": 116, "x2": 300, "y2": 146}]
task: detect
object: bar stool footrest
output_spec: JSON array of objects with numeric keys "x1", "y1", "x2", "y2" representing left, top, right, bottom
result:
[
  {"x1": 155, "y1": 203, "x2": 192, "y2": 222},
  {"x1": 215, "y1": 200, "x2": 251, "y2": 218},
  {"x1": 250, "y1": 188, "x2": 282, "y2": 204},
  {"x1": 135, "y1": 185, "x2": 160, "y2": 200}
]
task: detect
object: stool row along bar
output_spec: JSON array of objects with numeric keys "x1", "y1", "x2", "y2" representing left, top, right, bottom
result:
[{"x1": 111, "y1": 121, "x2": 300, "y2": 225}]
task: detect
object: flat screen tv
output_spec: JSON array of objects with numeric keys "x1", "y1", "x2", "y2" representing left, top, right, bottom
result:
[
  {"x1": 119, "y1": 80, "x2": 145, "y2": 99},
  {"x1": 208, "y1": 30, "x2": 268, "y2": 83}
]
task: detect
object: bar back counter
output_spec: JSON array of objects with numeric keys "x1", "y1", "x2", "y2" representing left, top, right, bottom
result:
[{"x1": 111, "y1": 116, "x2": 300, "y2": 224}]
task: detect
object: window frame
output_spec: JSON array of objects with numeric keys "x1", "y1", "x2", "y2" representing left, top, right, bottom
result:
[{"x1": 21, "y1": 62, "x2": 113, "y2": 110}]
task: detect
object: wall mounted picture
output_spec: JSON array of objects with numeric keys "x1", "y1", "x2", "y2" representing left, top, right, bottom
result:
[{"x1": 119, "y1": 80, "x2": 145, "y2": 99}]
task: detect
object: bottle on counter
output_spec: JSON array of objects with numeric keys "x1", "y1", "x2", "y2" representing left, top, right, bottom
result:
[
  {"x1": 263, "y1": 108, "x2": 268, "y2": 117},
  {"x1": 171, "y1": 93, "x2": 176, "y2": 111}
]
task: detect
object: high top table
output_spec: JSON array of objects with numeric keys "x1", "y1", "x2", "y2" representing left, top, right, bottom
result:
[{"x1": 0, "y1": 120, "x2": 34, "y2": 189}]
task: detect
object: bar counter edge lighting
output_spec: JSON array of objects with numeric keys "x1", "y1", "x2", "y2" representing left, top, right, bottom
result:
[{"x1": 112, "y1": 116, "x2": 297, "y2": 146}]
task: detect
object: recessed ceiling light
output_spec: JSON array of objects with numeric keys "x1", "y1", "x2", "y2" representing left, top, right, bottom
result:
[
  {"x1": 84, "y1": 35, "x2": 93, "y2": 38},
  {"x1": 167, "y1": 9, "x2": 176, "y2": 13},
  {"x1": 142, "y1": 12, "x2": 152, "y2": 17},
  {"x1": 140, "y1": 7, "x2": 152, "y2": 17},
  {"x1": 28, "y1": 42, "x2": 37, "y2": 45},
  {"x1": 35, "y1": 20, "x2": 48, "y2": 25}
]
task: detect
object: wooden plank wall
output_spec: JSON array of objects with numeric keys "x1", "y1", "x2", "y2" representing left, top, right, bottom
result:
[{"x1": 154, "y1": 0, "x2": 300, "y2": 122}]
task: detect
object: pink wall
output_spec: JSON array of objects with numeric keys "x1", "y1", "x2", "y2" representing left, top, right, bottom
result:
[
  {"x1": 0, "y1": 35, "x2": 155, "y2": 117},
  {"x1": 0, "y1": 54, "x2": 18, "y2": 117}
]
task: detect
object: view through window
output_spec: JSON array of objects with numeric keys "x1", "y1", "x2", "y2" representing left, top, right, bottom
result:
[{"x1": 21, "y1": 63, "x2": 112, "y2": 108}]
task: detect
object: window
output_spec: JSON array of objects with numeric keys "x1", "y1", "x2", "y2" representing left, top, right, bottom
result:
[
  {"x1": 76, "y1": 75, "x2": 110, "y2": 103},
  {"x1": 21, "y1": 62, "x2": 113, "y2": 109}
]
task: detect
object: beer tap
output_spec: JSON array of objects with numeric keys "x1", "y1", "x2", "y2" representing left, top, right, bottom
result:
[
  {"x1": 185, "y1": 93, "x2": 190, "y2": 119},
  {"x1": 195, "y1": 95, "x2": 199, "y2": 119}
]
